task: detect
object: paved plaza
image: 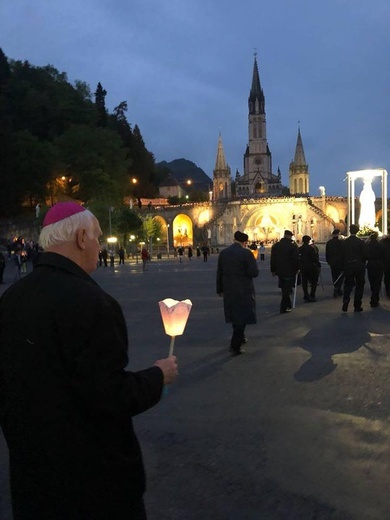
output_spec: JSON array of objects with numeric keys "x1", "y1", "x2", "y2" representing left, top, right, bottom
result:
[{"x1": 1, "y1": 251, "x2": 390, "y2": 519}]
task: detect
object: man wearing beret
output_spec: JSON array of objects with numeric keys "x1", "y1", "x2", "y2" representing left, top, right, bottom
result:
[
  {"x1": 0, "y1": 202, "x2": 178, "y2": 520},
  {"x1": 270, "y1": 230, "x2": 300, "y2": 313},
  {"x1": 216, "y1": 231, "x2": 259, "y2": 356}
]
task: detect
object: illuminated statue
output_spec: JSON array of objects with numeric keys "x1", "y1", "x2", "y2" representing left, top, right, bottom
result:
[{"x1": 358, "y1": 178, "x2": 376, "y2": 229}]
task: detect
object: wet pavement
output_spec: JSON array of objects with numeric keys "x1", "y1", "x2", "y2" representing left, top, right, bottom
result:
[{"x1": 0, "y1": 251, "x2": 389, "y2": 519}]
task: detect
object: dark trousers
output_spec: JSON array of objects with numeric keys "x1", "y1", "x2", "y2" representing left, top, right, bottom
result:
[
  {"x1": 230, "y1": 323, "x2": 246, "y2": 350},
  {"x1": 279, "y1": 277, "x2": 294, "y2": 311},
  {"x1": 367, "y1": 263, "x2": 383, "y2": 305},
  {"x1": 383, "y1": 266, "x2": 390, "y2": 296},
  {"x1": 301, "y1": 267, "x2": 319, "y2": 299},
  {"x1": 343, "y1": 263, "x2": 365, "y2": 309},
  {"x1": 330, "y1": 265, "x2": 344, "y2": 293}
]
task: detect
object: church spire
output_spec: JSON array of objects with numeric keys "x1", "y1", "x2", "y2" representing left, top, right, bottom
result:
[
  {"x1": 289, "y1": 125, "x2": 309, "y2": 195},
  {"x1": 248, "y1": 53, "x2": 265, "y2": 114},
  {"x1": 214, "y1": 133, "x2": 227, "y2": 170},
  {"x1": 213, "y1": 133, "x2": 231, "y2": 201},
  {"x1": 294, "y1": 126, "x2": 306, "y2": 166}
]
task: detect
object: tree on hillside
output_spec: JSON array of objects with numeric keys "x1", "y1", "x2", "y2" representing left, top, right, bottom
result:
[
  {"x1": 95, "y1": 82, "x2": 107, "y2": 128},
  {"x1": 127, "y1": 124, "x2": 158, "y2": 204},
  {"x1": 54, "y1": 125, "x2": 129, "y2": 204},
  {"x1": 0, "y1": 48, "x2": 10, "y2": 88}
]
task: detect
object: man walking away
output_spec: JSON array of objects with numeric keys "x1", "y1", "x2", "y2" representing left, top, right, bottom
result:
[
  {"x1": 298, "y1": 235, "x2": 321, "y2": 302},
  {"x1": 326, "y1": 229, "x2": 344, "y2": 297},
  {"x1": 270, "y1": 230, "x2": 300, "y2": 314},
  {"x1": 381, "y1": 234, "x2": 390, "y2": 298},
  {"x1": 342, "y1": 224, "x2": 367, "y2": 312},
  {"x1": 365, "y1": 232, "x2": 385, "y2": 307},
  {"x1": 217, "y1": 231, "x2": 259, "y2": 356}
]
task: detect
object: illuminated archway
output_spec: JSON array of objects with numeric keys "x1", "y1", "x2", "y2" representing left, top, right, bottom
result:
[{"x1": 173, "y1": 214, "x2": 193, "y2": 246}]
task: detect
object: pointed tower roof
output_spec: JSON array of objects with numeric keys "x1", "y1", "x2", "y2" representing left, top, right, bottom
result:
[
  {"x1": 248, "y1": 53, "x2": 265, "y2": 114},
  {"x1": 214, "y1": 133, "x2": 227, "y2": 171},
  {"x1": 293, "y1": 127, "x2": 307, "y2": 166}
]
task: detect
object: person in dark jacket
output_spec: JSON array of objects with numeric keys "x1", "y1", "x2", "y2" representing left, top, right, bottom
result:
[
  {"x1": 325, "y1": 229, "x2": 344, "y2": 297},
  {"x1": 0, "y1": 202, "x2": 178, "y2": 520},
  {"x1": 365, "y1": 232, "x2": 385, "y2": 307},
  {"x1": 270, "y1": 230, "x2": 300, "y2": 313},
  {"x1": 216, "y1": 231, "x2": 259, "y2": 356},
  {"x1": 381, "y1": 234, "x2": 390, "y2": 298},
  {"x1": 0, "y1": 251, "x2": 5, "y2": 283},
  {"x1": 298, "y1": 235, "x2": 321, "y2": 302},
  {"x1": 342, "y1": 224, "x2": 367, "y2": 312}
]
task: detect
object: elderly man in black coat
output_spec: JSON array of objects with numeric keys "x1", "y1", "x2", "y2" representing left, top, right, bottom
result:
[
  {"x1": 217, "y1": 231, "x2": 259, "y2": 356},
  {"x1": 270, "y1": 230, "x2": 300, "y2": 313},
  {"x1": 342, "y1": 224, "x2": 367, "y2": 312},
  {"x1": 325, "y1": 229, "x2": 345, "y2": 297},
  {"x1": 0, "y1": 202, "x2": 178, "y2": 520}
]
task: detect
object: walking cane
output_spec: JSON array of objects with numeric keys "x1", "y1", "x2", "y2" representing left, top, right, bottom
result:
[
  {"x1": 333, "y1": 271, "x2": 344, "y2": 286},
  {"x1": 319, "y1": 271, "x2": 324, "y2": 291},
  {"x1": 292, "y1": 272, "x2": 299, "y2": 309}
]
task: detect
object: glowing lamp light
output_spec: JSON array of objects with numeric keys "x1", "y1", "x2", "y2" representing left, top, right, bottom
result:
[{"x1": 159, "y1": 298, "x2": 192, "y2": 356}]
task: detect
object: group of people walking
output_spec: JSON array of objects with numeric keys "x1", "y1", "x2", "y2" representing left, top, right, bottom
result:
[
  {"x1": 217, "y1": 225, "x2": 390, "y2": 358},
  {"x1": 326, "y1": 224, "x2": 390, "y2": 311},
  {"x1": 270, "y1": 224, "x2": 390, "y2": 314}
]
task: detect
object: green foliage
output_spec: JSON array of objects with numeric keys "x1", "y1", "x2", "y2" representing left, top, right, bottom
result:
[
  {"x1": 94, "y1": 82, "x2": 107, "y2": 127},
  {"x1": 141, "y1": 216, "x2": 163, "y2": 241},
  {"x1": 0, "y1": 48, "x2": 159, "y2": 217}
]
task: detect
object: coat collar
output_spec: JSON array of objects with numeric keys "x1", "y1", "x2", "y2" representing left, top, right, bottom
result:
[{"x1": 36, "y1": 252, "x2": 97, "y2": 284}]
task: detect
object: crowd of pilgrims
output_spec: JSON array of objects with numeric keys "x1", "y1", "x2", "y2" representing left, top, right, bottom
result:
[{"x1": 2, "y1": 228, "x2": 390, "y2": 313}]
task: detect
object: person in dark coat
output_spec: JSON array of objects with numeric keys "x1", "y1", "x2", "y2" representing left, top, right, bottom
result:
[
  {"x1": 216, "y1": 231, "x2": 259, "y2": 356},
  {"x1": 0, "y1": 202, "x2": 178, "y2": 520},
  {"x1": 270, "y1": 230, "x2": 300, "y2": 313},
  {"x1": 201, "y1": 243, "x2": 210, "y2": 262},
  {"x1": 325, "y1": 229, "x2": 344, "y2": 297},
  {"x1": 342, "y1": 224, "x2": 367, "y2": 312},
  {"x1": 298, "y1": 235, "x2": 321, "y2": 302},
  {"x1": 118, "y1": 246, "x2": 125, "y2": 265},
  {"x1": 0, "y1": 251, "x2": 5, "y2": 283},
  {"x1": 365, "y1": 232, "x2": 385, "y2": 307},
  {"x1": 380, "y1": 234, "x2": 390, "y2": 298}
]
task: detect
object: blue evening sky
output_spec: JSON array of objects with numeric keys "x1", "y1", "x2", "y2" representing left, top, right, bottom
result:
[{"x1": 1, "y1": 0, "x2": 390, "y2": 196}]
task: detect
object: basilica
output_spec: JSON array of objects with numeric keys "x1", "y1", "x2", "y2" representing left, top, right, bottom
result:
[{"x1": 209, "y1": 54, "x2": 348, "y2": 245}]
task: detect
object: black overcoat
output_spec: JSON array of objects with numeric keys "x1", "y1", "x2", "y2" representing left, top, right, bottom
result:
[
  {"x1": 216, "y1": 243, "x2": 259, "y2": 324},
  {"x1": 0, "y1": 252, "x2": 163, "y2": 519},
  {"x1": 270, "y1": 238, "x2": 299, "y2": 279}
]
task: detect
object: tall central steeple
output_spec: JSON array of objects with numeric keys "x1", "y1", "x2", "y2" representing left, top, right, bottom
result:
[
  {"x1": 249, "y1": 53, "x2": 265, "y2": 115},
  {"x1": 240, "y1": 53, "x2": 273, "y2": 195}
]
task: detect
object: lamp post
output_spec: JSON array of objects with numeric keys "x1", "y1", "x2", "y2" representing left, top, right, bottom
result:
[
  {"x1": 108, "y1": 206, "x2": 114, "y2": 236},
  {"x1": 166, "y1": 223, "x2": 170, "y2": 258}
]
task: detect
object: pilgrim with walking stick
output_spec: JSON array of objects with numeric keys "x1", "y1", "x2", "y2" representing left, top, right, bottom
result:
[{"x1": 270, "y1": 230, "x2": 300, "y2": 314}]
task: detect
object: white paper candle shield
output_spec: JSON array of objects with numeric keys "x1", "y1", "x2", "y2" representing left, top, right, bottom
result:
[{"x1": 159, "y1": 298, "x2": 192, "y2": 337}]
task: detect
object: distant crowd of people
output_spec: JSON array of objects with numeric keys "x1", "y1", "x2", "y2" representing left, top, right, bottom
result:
[{"x1": 0, "y1": 236, "x2": 43, "y2": 283}]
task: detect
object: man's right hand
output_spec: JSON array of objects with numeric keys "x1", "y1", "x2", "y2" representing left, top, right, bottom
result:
[{"x1": 154, "y1": 356, "x2": 178, "y2": 385}]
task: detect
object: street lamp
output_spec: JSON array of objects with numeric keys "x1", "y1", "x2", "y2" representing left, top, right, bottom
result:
[
  {"x1": 108, "y1": 206, "x2": 114, "y2": 236},
  {"x1": 166, "y1": 223, "x2": 170, "y2": 258}
]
